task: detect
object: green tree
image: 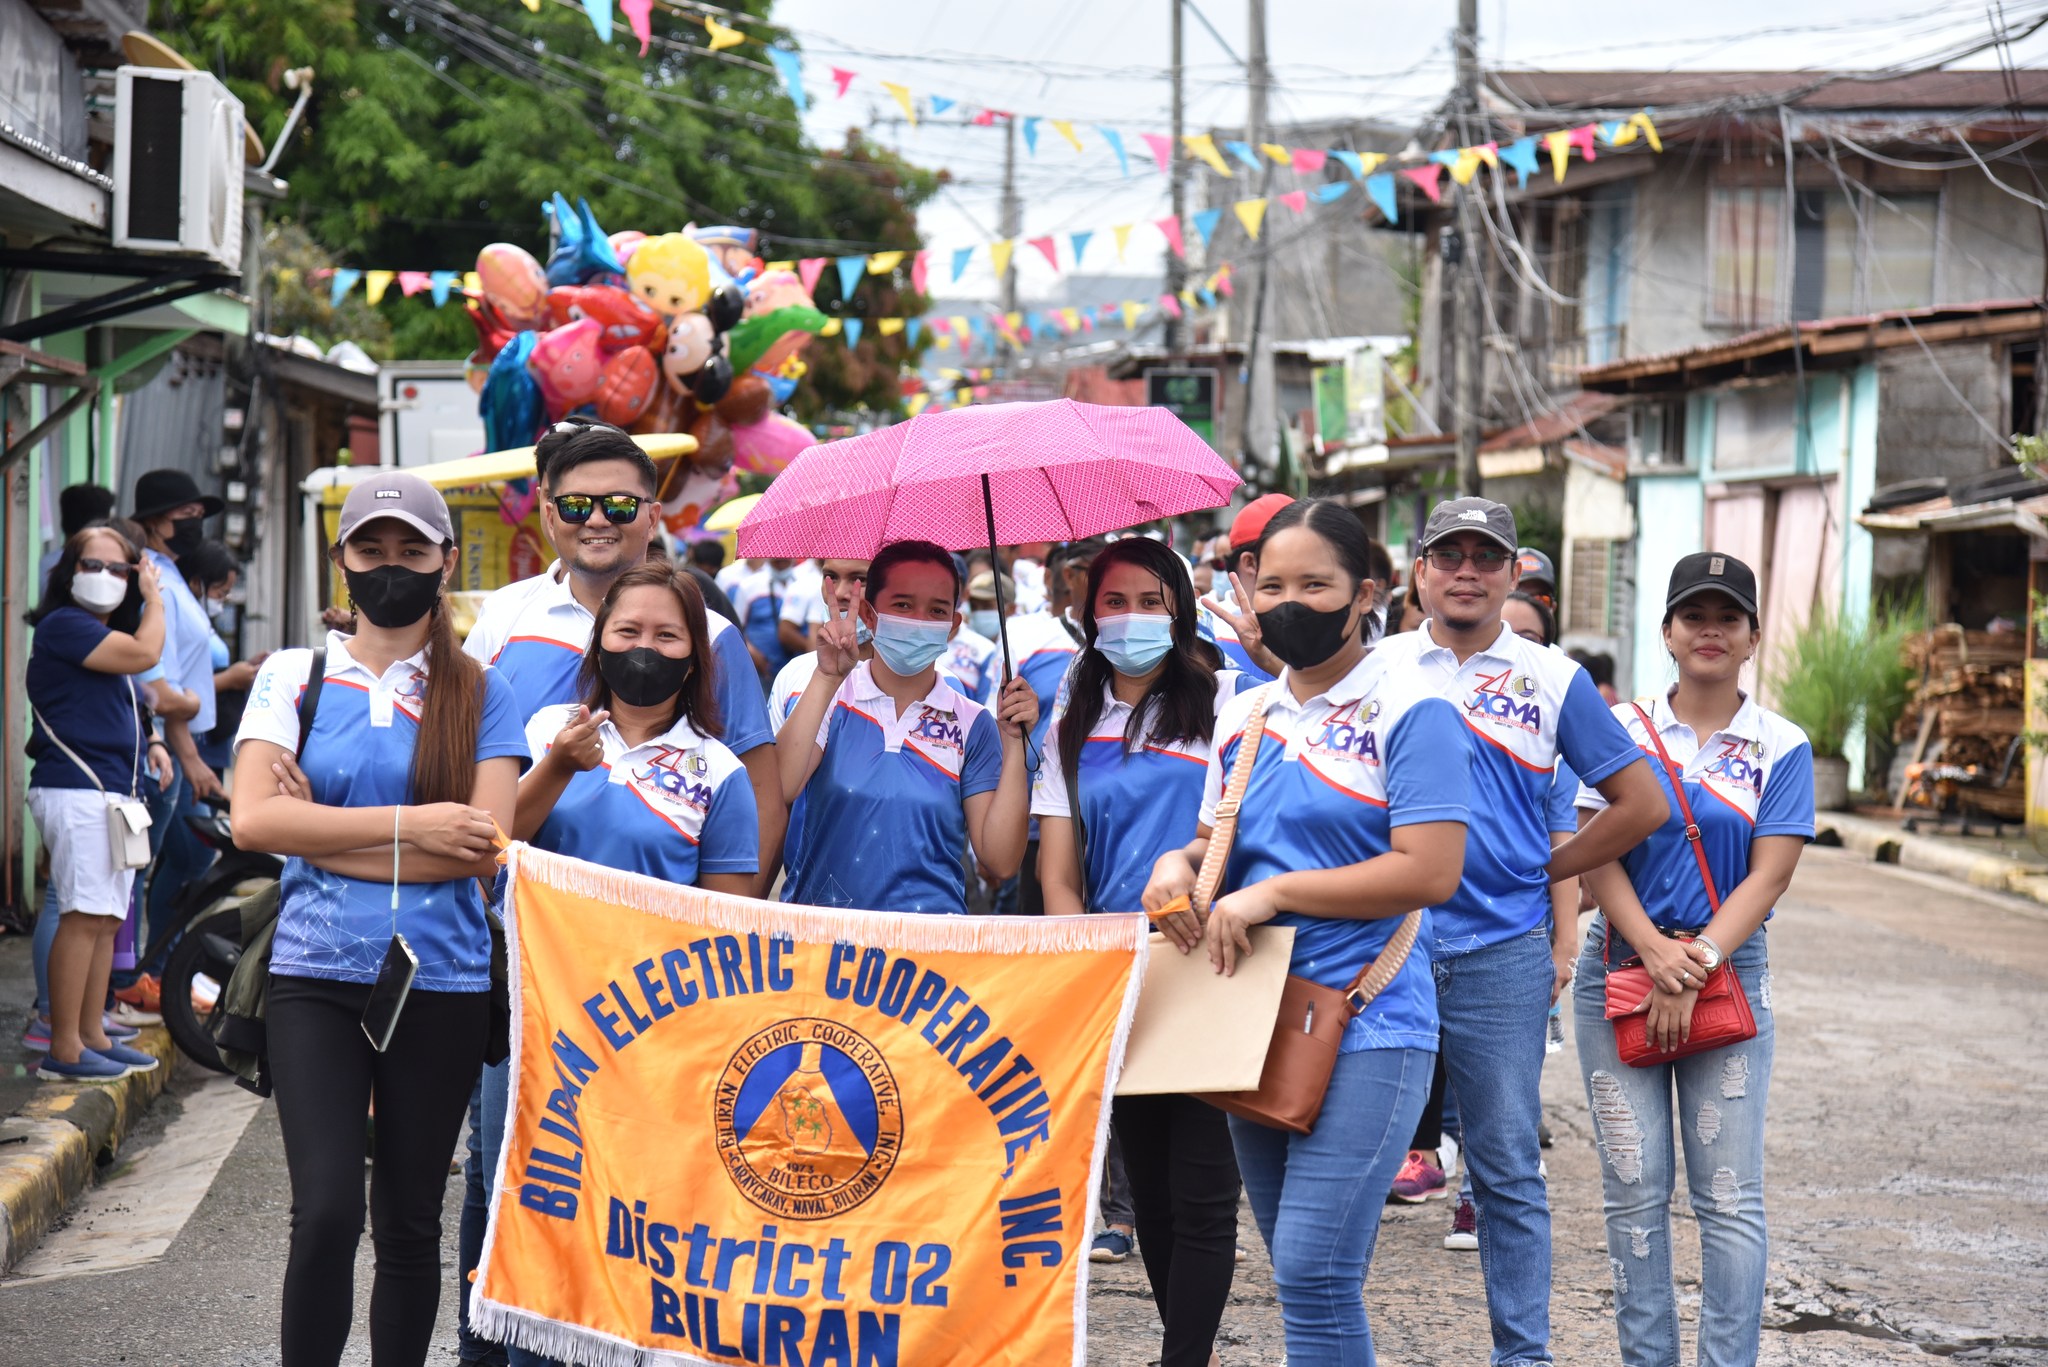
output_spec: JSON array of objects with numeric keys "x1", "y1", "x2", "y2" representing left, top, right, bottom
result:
[{"x1": 151, "y1": 0, "x2": 938, "y2": 410}]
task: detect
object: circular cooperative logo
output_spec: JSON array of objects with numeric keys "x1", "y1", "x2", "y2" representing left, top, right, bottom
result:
[
  {"x1": 713, "y1": 1018, "x2": 903, "y2": 1221},
  {"x1": 1509, "y1": 673, "x2": 1537, "y2": 699}
]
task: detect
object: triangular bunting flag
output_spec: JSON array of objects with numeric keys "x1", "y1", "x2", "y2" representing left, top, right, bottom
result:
[
  {"x1": 1224, "y1": 140, "x2": 1262, "y2": 173},
  {"x1": 950, "y1": 247, "x2": 974, "y2": 283},
  {"x1": 1190, "y1": 207, "x2": 1223, "y2": 248},
  {"x1": 1028, "y1": 236, "x2": 1059, "y2": 270},
  {"x1": 1429, "y1": 150, "x2": 1460, "y2": 167},
  {"x1": 950, "y1": 315, "x2": 971, "y2": 339},
  {"x1": 1051, "y1": 120, "x2": 1083, "y2": 153},
  {"x1": 1312, "y1": 181, "x2": 1351, "y2": 203},
  {"x1": 880, "y1": 82, "x2": 916, "y2": 126},
  {"x1": 1100, "y1": 127, "x2": 1130, "y2": 177},
  {"x1": 766, "y1": 49, "x2": 807, "y2": 112},
  {"x1": 1183, "y1": 134, "x2": 1231, "y2": 177},
  {"x1": 1121, "y1": 300, "x2": 1143, "y2": 330},
  {"x1": 622, "y1": 0, "x2": 652, "y2": 55},
  {"x1": 1142, "y1": 132, "x2": 1173, "y2": 173},
  {"x1": 930, "y1": 96, "x2": 954, "y2": 115},
  {"x1": 834, "y1": 255, "x2": 865, "y2": 297},
  {"x1": 1498, "y1": 137, "x2": 1540, "y2": 187},
  {"x1": 1331, "y1": 150, "x2": 1364, "y2": 178},
  {"x1": 866, "y1": 251, "x2": 905, "y2": 275},
  {"x1": 520, "y1": 0, "x2": 538, "y2": 11},
  {"x1": 1365, "y1": 172, "x2": 1399, "y2": 223},
  {"x1": 1112, "y1": 224, "x2": 1134, "y2": 259},
  {"x1": 1358, "y1": 152, "x2": 1388, "y2": 176},
  {"x1": 1069, "y1": 231, "x2": 1093, "y2": 267},
  {"x1": 906, "y1": 393, "x2": 930, "y2": 417},
  {"x1": 704, "y1": 15, "x2": 744, "y2": 50},
  {"x1": 1474, "y1": 141, "x2": 1499, "y2": 169},
  {"x1": 329, "y1": 268, "x2": 362, "y2": 306},
  {"x1": 799, "y1": 257, "x2": 827, "y2": 295},
  {"x1": 1232, "y1": 199, "x2": 1268, "y2": 239},
  {"x1": 1569, "y1": 124, "x2": 1599, "y2": 161},
  {"x1": 1544, "y1": 130, "x2": 1572, "y2": 182},
  {"x1": 1629, "y1": 111, "x2": 1662, "y2": 152},
  {"x1": 1278, "y1": 189, "x2": 1308, "y2": 214},
  {"x1": 463, "y1": 271, "x2": 481, "y2": 295},
  {"x1": 1155, "y1": 216, "x2": 1185, "y2": 259},
  {"x1": 842, "y1": 319, "x2": 863, "y2": 347},
  {"x1": 1400, "y1": 164, "x2": 1444, "y2": 202},
  {"x1": 1450, "y1": 148, "x2": 1484, "y2": 185},
  {"x1": 1158, "y1": 293, "x2": 1183, "y2": 318},
  {"x1": 578, "y1": 0, "x2": 611, "y2": 44},
  {"x1": 1214, "y1": 268, "x2": 1234, "y2": 297},
  {"x1": 1198, "y1": 287, "x2": 1216, "y2": 308},
  {"x1": 1598, "y1": 121, "x2": 1627, "y2": 146},
  {"x1": 397, "y1": 270, "x2": 432, "y2": 297},
  {"x1": 928, "y1": 318, "x2": 952, "y2": 336},
  {"x1": 830, "y1": 67, "x2": 857, "y2": 99},
  {"x1": 877, "y1": 317, "x2": 905, "y2": 336},
  {"x1": 1292, "y1": 148, "x2": 1327, "y2": 174},
  {"x1": 906, "y1": 318, "x2": 924, "y2": 347},
  {"x1": 1179, "y1": 289, "x2": 1197, "y2": 310},
  {"x1": 989, "y1": 240, "x2": 1015, "y2": 278},
  {"x1": 428, "y1": 270, "x2": 458, "y2": 306},
  {"x1": 911, "y1": 251, "x2": 929, "y2": 294},
  {"x1": 1260, "y1": 143, "x2": 1292, "y2": 166},
  {"x1": 1022, "y1": 118, "x2": 1040, "y2": 155}
]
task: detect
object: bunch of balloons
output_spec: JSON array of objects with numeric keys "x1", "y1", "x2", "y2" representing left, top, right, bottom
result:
[{"x1": 465, "y1": 195, "x2": 829, "y2": 518}]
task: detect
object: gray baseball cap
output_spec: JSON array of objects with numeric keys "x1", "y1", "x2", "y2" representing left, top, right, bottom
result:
[
  {"x1": 334, "y1": 469, "x2": 455, "y2": 546},
  {"x1": 1420, "y1": 497, "x2": 1517, "y2": 553}
]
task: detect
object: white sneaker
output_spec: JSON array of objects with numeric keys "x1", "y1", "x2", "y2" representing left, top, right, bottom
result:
[
  {"x1": 1437, "y1": 1134, "x2": 1460, "y2": 1181},
  {"x1": 110, "y1": 999, "x2": 163, "y2": 1027}
]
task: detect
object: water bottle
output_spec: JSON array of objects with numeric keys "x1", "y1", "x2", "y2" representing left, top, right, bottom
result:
[{"x1": 1546, "y1": 1000, "x2": 1564, "y2": 1054}]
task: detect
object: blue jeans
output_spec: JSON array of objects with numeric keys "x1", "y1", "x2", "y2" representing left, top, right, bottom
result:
[
  {"x1": 474, "y1": 1058, "x2": 561, "y2": 1367},
  {"x1": 1230, "y1": 1047, "x2": 1432, "y2": 1367},
  {"x1": 145, "y1": 773, "x2": 207, "y2": 957},
  {"x1": 457, "y1": 1080, "x2": 507, "y2": 1365},
  {"x1": 1574, "y1": 919, "x2": 1775, "y2": 1367},
  {"x1": 1435, "y1": 925, "x2": 1555, "y2": 1366}
]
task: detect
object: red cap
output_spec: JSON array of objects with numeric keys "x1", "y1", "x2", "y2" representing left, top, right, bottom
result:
[{"x1": 1228, "y1": 493, "x2": 1296, "y2": 553}]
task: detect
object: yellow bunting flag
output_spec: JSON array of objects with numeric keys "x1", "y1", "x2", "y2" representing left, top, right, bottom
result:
[
  {"x1": 988, "y1": 240, "x2": 1016, "y2": 280},
  {"x1": 519, "y1": 0, "x2": 538, "y2": 12},
  {"x1": 1003, "y1": 311, "x2": 1022, "y2": 332},
  {"x1": 1260, "y1": 143, "x2": 1292, "y2": 166},
  {"x1": 704, "y1": 16, "x2": 745, "y2": 51},
  {"x1": 1629, "y1": 111, "x2": 1662, "y2": 152},
  {"x1": 949, "y1": 315, "x2": 971, "y2": 338},
  {"x1": 818, "y1": 317, "x2": 842, "y2": 336},
  {"x1": 1051, "y1": 120, "x2": 1083, "y2": 153},
  {"x1": 1121, "y1": 300, "x2": 1144, "y2": 330},
  {"x1": 866, "y1": 251, "x2": 906, "y2": 275},
  {"x1": 1475, "y1": 143, "x2": 1500, "y2": 169},
  {"x1": 906, "y1": 392, "x2": 931, "y2": 416},
  {"x1": 765, "y1": 260, "x2": 796, "y2": 275},
  {"x1": 1450, "y1": 149, "x2": 1484, "y2": 185},
  {"x1": 473, "y1": 846, "x2": 1143, "y2": 1367},
  {"x1": 364, "y1": 270, "x2": 395, "y2": 306},
  {"x1": 1233, "y1": 198, "x2": 1268, "y2": 240},
  {"x1": 1182, "y1": 133, "x2": 1232, "y2": 177},
  {"x1": 877, "y1": 317, "x2": 905, "y2": 336},
  {"x1": 1545, "y1": 130, "x2": 1573, "y2": 182},
  {"x1": 1357, "y1": 152, "x2": 1388, "y2": 176},
  {"x1": 1179, "y1": 288, "x2": 1197, "y2": 309},
  {"x1": 880, "y1": 82, "x2": 917, "y2": 126},
  {"x1": 463, "y1": 271, "x2": 482, "y2": 295},
  {"x1": 1060, "y1": 307, "x2": 1081, "y2": 330},
  {"x1": 1111, "y1": 224, "x2": 1133, "y2": 259}
]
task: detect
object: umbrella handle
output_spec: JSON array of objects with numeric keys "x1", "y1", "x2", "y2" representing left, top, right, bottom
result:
[{"x1": 982, "y1": 472, "x2": 1014, "y2": 684}]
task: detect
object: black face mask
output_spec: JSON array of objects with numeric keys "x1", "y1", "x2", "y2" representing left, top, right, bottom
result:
[
  {"x1": 343, "y1": 565, "x2": 444, "y2": 629},
  {"x1": 1257, "y1": 600, "x2": 1360, "y2": 671},
  {"x1": 164, "y1": 515, "x2": 207, "y2": 560},
  {"x1": 599, "y1": 646, "x2": 693, "y2": 708}
]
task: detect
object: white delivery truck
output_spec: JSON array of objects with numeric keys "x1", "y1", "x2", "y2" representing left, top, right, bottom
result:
[{"x1": 378, "y1": 360, "x2": 485, "y2": 468}]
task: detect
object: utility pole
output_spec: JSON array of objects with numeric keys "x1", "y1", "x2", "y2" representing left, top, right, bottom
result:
[
  {"x1": 999, "y1": 113, "x2": 1021, "y2": 373},
  {"x1": 1240, "y1": 0, "x2": 1278, "y2": 488},
  {"x1": 1452, "y1": 0, "x2": 1486, "y2": 497},
  {"x1": 1165, "y1": 0, "x2": 1187, "y2": 350}
]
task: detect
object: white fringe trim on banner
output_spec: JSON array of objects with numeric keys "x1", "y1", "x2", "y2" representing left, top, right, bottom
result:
[{"x1": 1070, "y1": 925, "x2": 1150, "y2": 1365}]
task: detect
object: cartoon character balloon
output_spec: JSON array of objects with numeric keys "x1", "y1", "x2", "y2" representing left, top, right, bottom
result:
[
  {"x1": 477, "y1": 243, "x2": 549, "y2": 331},
  {"x1": 544, "y1": 285, "x2": 666, "y2": 352},
  {"x1": 627, "y1": 233, "x2": 714, "y2": 318},
  {"x1": 544, "y1": 194, "x2": 626, "y2": 288},
  {"x1": 595, "y1": 347, "x2": 660, "y2": 428},
  {"x1": 527, "y1": 317, "x2": 605, "y2": 416}
]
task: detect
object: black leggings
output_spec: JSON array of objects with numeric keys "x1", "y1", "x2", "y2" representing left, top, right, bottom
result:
[
  {"x1": 1112, "y1": 1093, "x2": 1242, "y2": 1367},
  {"x1": 1409, "y1": 1048, "x2": 1450, "y2": 1151},
  {"x1": 268, "y1": 974, "x2": 487, "y2": 1367}
]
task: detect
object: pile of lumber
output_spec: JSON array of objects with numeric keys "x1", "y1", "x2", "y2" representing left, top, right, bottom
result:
[{"x1": 1895, "y1": 625, "x2": 2027, "y2": 819}]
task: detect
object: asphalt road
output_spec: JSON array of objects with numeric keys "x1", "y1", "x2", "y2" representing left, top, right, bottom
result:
[{"x1": 3, "y1": 848, "x2": 2046, "y2": 1365}]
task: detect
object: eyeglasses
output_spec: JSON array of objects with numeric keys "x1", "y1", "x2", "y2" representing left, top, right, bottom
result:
[
  {"x1": 1426, "y1": 546, "x2": 1513, "y2": 573},
  {"x1": 551, "y1": 493, "x2": 645, "y2": 525},
  {"x1": 77, "y1": 557, "x2": 134, "y2": 578}
]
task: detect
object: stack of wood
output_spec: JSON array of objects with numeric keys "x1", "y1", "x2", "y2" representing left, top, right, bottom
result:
[{"x1": 1894, "y1": 625, "x2": 2027, "y2": 819}]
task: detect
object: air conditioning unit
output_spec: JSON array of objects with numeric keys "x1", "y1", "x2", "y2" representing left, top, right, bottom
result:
[{"x1": 112, "y1": 67, "x2": 245, "y2": 271}]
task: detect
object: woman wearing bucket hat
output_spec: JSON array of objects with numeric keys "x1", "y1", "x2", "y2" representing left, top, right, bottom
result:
[
  {"x1": 1573, "y1": 551, "x2": 1815, "y2": 1367},
  {"x1": 231, "y1": 470, "x2": 529, "y2": 1367}
]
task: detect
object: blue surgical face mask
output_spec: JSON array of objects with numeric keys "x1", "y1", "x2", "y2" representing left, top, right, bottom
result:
[
  {"x1": 870, "y1": 611, "x2": 952, "y2": 677},
  {"x1": 969, "y1": 608, "x2": 1001, "y2": 639},
  {"x1": 855, "y1": 619, "x2": 874, "y2": 647},
  {"x1": 1094, "y1": 612, "x2": 1176, "y2": 676}
]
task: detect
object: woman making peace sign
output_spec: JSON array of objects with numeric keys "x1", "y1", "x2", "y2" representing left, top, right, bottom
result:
[{"x1": 777, "y1": 540, "x2": 1038, "y2": 915}]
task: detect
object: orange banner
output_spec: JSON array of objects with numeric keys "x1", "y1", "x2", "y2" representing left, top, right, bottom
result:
[{"x1": 475, "y1": 845, "x2": 1146, "y2": 1366}]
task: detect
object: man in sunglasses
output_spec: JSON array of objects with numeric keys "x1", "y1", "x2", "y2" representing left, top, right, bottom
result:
[{"x1": 1372, "y1": 496, "x2": 1668, "y2": 1367}]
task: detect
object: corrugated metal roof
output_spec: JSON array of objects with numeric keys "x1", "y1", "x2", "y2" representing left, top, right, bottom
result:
[{"x1": 1486, "y1": 70, "x2": 2048, "y2": 115}]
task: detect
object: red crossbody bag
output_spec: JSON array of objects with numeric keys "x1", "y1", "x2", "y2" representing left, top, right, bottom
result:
[{"x1": 1602, "y1": 703, "x2": 1758, "y2": 1067}]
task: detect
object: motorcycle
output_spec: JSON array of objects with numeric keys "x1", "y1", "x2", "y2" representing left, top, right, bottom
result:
[{"x1": 157, "y1": 800, "x2": 282, "y2": 1071}]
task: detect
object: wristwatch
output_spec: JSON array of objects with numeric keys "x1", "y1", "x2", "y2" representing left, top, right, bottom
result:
[{"x1": 1691, "y1": 935, "x2": 1724, "y2": 973}]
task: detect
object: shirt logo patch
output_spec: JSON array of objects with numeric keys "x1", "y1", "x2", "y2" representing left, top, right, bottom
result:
[
  {"x1": 1305, "y1": 700, "x2": 1382, "y2": 765},
  {"x1": 908, "y1": 705, "x2": 966, "y2": 755},
  {"x1": 1702, "y1": 737, "x2": 1764, "y2": 797},
  {"x1": 631, "y1": 747, "x2": 715, "y2": 813},
  {"x1": 1466, "y1": 667, "x2": 1542, "y2": 733},
  {"x1": 392, "y1": 671, "x2": 428, "y2": 720}
]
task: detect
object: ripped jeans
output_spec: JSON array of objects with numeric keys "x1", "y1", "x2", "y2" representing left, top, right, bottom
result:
[{"x1": 1573, "y1": 917, "x2": 1773, "y2": 1367}]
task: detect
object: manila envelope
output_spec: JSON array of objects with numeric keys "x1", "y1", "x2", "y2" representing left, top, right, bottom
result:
[{"x1": 1115, "y1": 926, "x2": 1294, "y2": 1096}]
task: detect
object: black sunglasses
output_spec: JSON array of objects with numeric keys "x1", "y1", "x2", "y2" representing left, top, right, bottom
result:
[
  {"x1": 1426, "y1": 546, "x2": 1513, "y2": 573},
  {"x1": 551, "y1": 493, "x2": 645, "y2": 525},
  {"x1": 77, "y1": 557, "x2": 135, "y2": 578}
]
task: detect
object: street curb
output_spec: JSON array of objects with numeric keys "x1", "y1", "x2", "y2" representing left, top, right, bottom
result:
[
  {"x1": 0, "y1": 1025, "x2": 175, "y2": 1273},
  {"x1": 1817, "y1": 812, "x2": 2048, "y2": 905}
]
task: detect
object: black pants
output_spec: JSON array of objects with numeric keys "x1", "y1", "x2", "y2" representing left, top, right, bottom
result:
[
  {"x1": 1113, "y1": 1093, "x2": 1242, "y2": 1367},
  {"x1": 1409, "y1": 1047, "x2": 1450, "y2": 1151},
  {"x1": 268, "y1": 973, "x2": 488, "y2": 1367},
  {"x1": 1016, "y1": 838, "x2": 1045, "y2": 916}
]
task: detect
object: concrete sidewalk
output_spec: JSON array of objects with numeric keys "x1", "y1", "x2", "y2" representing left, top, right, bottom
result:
[
  {"x1": 0, "y1": 933, "x2": 178, "y2": 1272},
  {"x1": 1817, "y1": 809, "x2": 2048, "y2": 910}
]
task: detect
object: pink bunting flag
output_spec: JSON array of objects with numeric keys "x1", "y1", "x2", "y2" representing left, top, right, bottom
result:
[
  {"x1": 1158, "y1": 293, "x2": 1184, "y2": 319},
  {"x1": 911, "y1": 251, "x2": 929, "y2": 295},
  {"x1": 927, "y1": 317, "x2": 952, "y2": 336},
  {"x1": 621, "y1": 0, "x2": 652, "y2": 55},
  {"x1": 1154, "y1": 215, "x2": 1185, "y2": 260},
  {"x1": 798, "y1": 258, "x2": 827, "y2": 295},
  {"x1": 830, "y1": 67, "x2": 857, "y2": 99},
  {"x1": 1400, "y1": 164, "x2": 1445, "y2": 202},
  {"x1": 1278, "y1": 190, "x2": 1308, "y2": 215},
  {"x1": 1028, "y1": 236, "x2": 1059, "y2": 270},
  {"x1": 1215, "y1": 270, "x2": 1234, "y2": 298},
  {"x1": 397, "y1": 271, "x2": 432, "y2": 297},
  {"x1": 1291, "y1": 148, "x2": 1327, "y2": 174},
  {"x1": 1569, "y1": 124, "x2": 1599, "y2": 161},
  {"x1": 1141, "y1": 132, "x2": 1173, "y2": 173}
]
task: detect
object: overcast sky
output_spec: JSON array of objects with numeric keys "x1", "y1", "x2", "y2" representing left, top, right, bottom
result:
[{"x1": 767, "y1": 0, "x2": 2048, "y2": 302}]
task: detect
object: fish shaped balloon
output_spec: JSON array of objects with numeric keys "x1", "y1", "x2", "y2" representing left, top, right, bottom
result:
[
  {"x1": 527, "y1": 317, "x2": 606, "y2": 416},
  {"x1": 476, "y1": 243, "x2": 549, "y2": 331},
  {"x1": 594, "y1": 347, "x2": 660, "y2": 428},
  {"x1": 543, "y1": 284, "x2": 666, "y2": 352},
  {"x1": 543, "y1": 194, "x2": 626, "y2": 288}
]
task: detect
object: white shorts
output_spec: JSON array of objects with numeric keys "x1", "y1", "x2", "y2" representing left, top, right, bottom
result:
[{"x1": 27, "y1": 787, "x2": 137, "y2": 920}]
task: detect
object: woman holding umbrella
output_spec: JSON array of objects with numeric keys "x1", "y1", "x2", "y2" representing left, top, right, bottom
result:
[
  {"x1": 777, "y1": 539, "x2": 1039, "y2": 915},
  {"x1": 1033, "y1": 535, "x2": 1243, "y2": 1367}
]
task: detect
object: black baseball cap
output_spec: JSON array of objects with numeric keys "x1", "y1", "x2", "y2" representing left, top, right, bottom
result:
[
  {"x1": 131, "y1": 469, "x2": 224, "y2": 523},
  {"x1": 1420, "y1": 497, "x2": 1517, "y2": 553},
  {"x1": 1666, "y1": 552, "x2": 1758, "y2": 615}
]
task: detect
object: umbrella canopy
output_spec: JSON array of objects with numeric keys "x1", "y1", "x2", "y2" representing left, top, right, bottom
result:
[
  {"x1": 734, "y1": 400, "x2": 1239, "y2": 559},
  {"x1": 701, "y1": 493, "x2": 761, "y2": 533}
]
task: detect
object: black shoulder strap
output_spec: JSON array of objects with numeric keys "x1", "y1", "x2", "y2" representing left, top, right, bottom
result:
[
  {"x1": 296, "y1": 648, "x2": 327, "y2": 757},
  {"x1": 1064, "y1": 749, "x2": 1087, "y2": 879}
]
